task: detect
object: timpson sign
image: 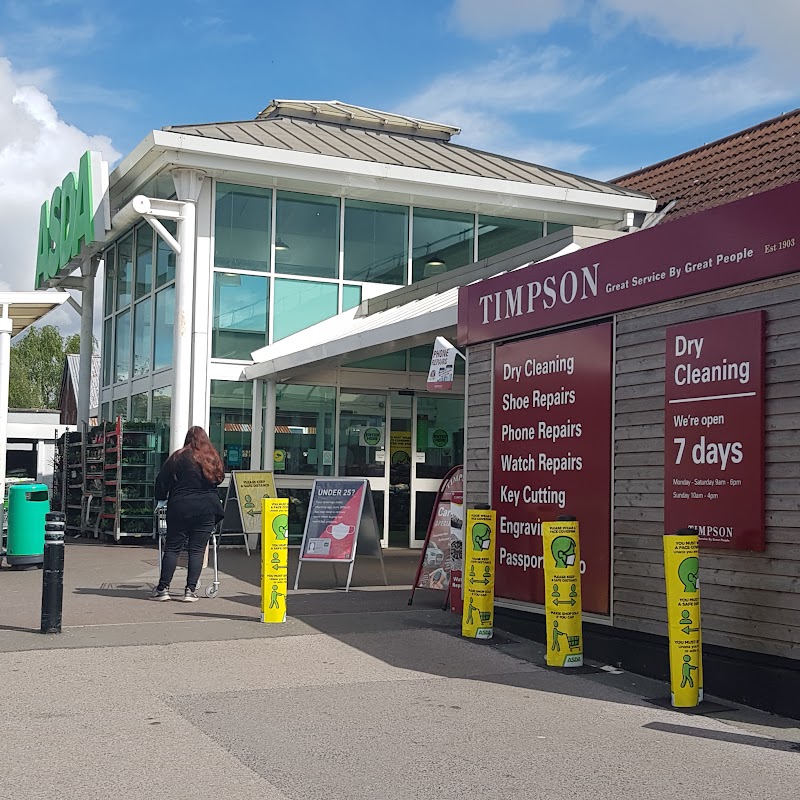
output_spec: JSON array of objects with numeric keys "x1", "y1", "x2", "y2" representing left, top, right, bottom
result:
[{"x1": 457, "y1": 181, "x2": 800, "y2": 345}]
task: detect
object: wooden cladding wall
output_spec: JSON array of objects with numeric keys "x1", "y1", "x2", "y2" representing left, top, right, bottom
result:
[
  {"x1": 466, "y1": 343, "x2": 492, "y2": 507},
  {"x1": 465, "y1": 271, "x2": 800, "y2": 662},
  {"x1": 614, "y1": 273, "x2": 800, "y2": 661}
]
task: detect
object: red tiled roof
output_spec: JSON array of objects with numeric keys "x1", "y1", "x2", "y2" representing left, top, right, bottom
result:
[{"x1": 614, "y1": 109, "x2": 800, "y2": 223}]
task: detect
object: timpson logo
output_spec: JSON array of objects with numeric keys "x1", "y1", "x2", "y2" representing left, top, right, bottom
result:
[
  {"x1": 694, "y1": 525, "x2": 734, "y2": 539},
  {"x1": 477, "y1": 263, "x2": 600, "y2": 324}
]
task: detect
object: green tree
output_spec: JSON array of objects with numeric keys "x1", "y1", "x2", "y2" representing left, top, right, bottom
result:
[{"x1": 8, "y1": 326, "x2": 84, "y2": 409}]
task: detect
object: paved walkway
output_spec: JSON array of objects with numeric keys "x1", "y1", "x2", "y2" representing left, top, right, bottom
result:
[{"x1": 1, "y1": 541, "x2": 798, "y2": 799}]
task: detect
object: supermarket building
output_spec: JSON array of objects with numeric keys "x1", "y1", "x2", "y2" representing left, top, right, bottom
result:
[{"x1": 36, "y1": 99, "x2": 654, "y2": 548}]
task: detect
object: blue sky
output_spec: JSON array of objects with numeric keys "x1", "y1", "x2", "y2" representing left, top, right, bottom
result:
[{"x1": 2, "y1": 0, "x2": 800, "y2": 306}]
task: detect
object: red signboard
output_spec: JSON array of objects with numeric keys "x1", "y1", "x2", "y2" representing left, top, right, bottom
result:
[
  {"x1": 410, "y1": 465, "x2": 463, "y2": 597},
  {"x1": 300, "y1": 480, "x2": 364, "y2": 560},
  {"x1": 458, "y1": 181, "x2": 800, "y2": 347},
  {"x1": 664, "y1": 311, "x2": 765, "y2": 550},
  {"x1": 492, "y1": 323, "x2": 613, "y2": 614}
]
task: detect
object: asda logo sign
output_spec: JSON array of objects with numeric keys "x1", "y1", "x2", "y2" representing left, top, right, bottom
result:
[{"x1": 35, "y1": 151, "x2": 108, "y2": 289}]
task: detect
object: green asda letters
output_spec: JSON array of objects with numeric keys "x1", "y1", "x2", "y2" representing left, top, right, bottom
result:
[{"x1": 35, "y1": 151, "x2": 96, "y2": 289}]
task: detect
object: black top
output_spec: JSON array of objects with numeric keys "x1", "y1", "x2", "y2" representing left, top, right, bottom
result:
[{"x1": 155, "y1": 451, "x2": 224, "y2": 522}]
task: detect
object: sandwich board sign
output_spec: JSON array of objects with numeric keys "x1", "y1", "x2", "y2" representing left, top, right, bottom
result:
[
  {"x1": 294, "y1": 478, "x2": 387, "y2": 591},
  {"x1": 221, "y1": 471, "x2": 278, "y2": 550}
]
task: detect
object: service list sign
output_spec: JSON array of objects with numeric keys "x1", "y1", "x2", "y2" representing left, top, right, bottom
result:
[
  {"x1": 492, "y1": 323, "x2": 613, "y2": 614},
  {"x1": 664, "y1": 311, "x2": 765, "y2": 550}
]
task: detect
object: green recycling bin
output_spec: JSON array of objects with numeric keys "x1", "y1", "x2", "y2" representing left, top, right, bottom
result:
[{"x1": 6, "y1": 483, "x2": 51, "y2": 567}]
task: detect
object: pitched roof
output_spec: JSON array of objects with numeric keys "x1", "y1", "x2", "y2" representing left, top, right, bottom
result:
[
  {"x1": 614, "y1": 108, "x2": 800, "y2": 223},
  {"x1": 164, "y1": 100, "x2": 649, "y2": 202},
  {"x1": 62, "y1": 354, "x2": 101, "y2": 412}
]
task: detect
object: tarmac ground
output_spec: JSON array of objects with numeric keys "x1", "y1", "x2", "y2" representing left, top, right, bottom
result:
[{"x1": 1, "y1": 539, "x2": 798, "y2": 800}]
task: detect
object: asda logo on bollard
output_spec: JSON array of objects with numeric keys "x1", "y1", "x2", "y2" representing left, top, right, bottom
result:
[{"x1": 35, "y1": 151, "x2": 109, "y2": 289}]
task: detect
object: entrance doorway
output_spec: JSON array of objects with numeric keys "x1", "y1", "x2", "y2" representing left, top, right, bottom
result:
[{"x1": 333, "y1": 390, "x2": 464, "y2": 548}]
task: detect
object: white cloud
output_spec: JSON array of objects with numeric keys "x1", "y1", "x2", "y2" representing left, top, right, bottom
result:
[
  {"x1": 0, "y1": 57, "x2": 118, "y2": 335},
  {"x1": 398, "y1": 48, "x2": 599, "y2": 170},
  {"x1": 581, "y1": 61, "x2": 796, "y2": 130}
]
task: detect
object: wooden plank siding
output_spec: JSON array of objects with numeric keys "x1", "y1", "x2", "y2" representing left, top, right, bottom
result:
[
  {"x1": 614, "y1": 272, "x2": 800, "y2": 661},
  {"x1": 465, "y1": 269, "x2": 800, "y2": 663}
]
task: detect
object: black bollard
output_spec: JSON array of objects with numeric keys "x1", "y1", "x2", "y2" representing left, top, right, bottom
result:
[{"x1": 41, "y1": 512, "x2": 66, "y2": 634}]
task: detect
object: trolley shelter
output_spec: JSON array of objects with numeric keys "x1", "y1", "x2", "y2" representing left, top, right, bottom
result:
[{"x1": 294, "y1": 478, "x2": 387, "y2": 591}]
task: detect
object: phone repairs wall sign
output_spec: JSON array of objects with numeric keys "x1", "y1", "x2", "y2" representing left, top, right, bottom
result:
[{"x1": 664, "y1": 311, "x2": 765, "y2": 551}]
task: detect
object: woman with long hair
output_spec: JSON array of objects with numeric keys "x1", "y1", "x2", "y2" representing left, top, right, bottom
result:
[{"x1": 152, "y1": 426, "x2": 225, "y2": 602}]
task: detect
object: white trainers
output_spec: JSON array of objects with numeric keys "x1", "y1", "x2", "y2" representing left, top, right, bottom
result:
[
  {"x1": 182, "y1": 588, "x2": 199, "y2": 602},
  {"x1": 150, "y1": 587, "x2": 170, "y2": 601}
]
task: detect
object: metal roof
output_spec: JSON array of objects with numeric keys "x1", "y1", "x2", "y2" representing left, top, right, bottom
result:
[
  {"x1": 164, "y1": 102, "x2": 649, "y2": 201},
  {"x1": 257, "y1": 99, "x2": 460, "y2": 140},
  {"x1": 0, "y1": 292, "x2": 70, "y2": 337},
  {"x1": 65, "y1": 353, "x2": 101, "y2": 412}
]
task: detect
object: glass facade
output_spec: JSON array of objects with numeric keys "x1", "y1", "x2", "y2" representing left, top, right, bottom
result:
[
  {"x1": 155, "y1": 220, "x2": 176, "y2": 287},
  {"x1": 153, "y1": 287, "x2": 174, "y2": 371},
  {"x1": 131, "y1": 392, "x2": 148, "y2": 421},
  {"x1": 132, "y1": 298, "x2": 152, "y2": 378},
  {"x1": 412, "y1": 208, "x2": 474, "y2": 283},
  {"x1": 212, "y1": 273, "x2": 269, "y2": 359},
  {"x1": 273, "y1": 279, "x2": 338, "y2": 342},
  {"x1": 209, "y1": 380, "x2": 253, "y2": 472},
  {"x1": 215, "y1": 183, "x2": 271, "y2": 271},
  {"x1": 477, "y1": 215, "x2": 544, "y2": 261},
  {"x1": 135, "y1": 223, "x2": 152, "y2": 299},
  {"x1": 114, "y1": 310, "x2": 130, "y2": 383},
  {"x1": 274, "y1": 191, "x2": 339, "y2": 279},
  {"x1": 271, "y1": 384, "x2": 335, "y2": 476},
  {"x1": 116, "y1": 233, "x2": 133, "y2": 309},
  {"x1": 344, "y1": 199, "x2": 408, "y2": 284}
]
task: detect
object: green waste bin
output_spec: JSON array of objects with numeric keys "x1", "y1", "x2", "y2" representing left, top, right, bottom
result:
[{"x1": 6, "y1": 483, "x2": 51, "y2": 567}]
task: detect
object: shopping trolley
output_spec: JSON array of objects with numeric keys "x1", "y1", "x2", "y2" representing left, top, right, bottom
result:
[
  {"x1": 567, "y1": 635, "x2": 581, "y2": 651},
  {"x1": 478, "y1": 611, "x2": 492, "y2": 624},
  {"x1": 155, "y1": 504, "x2": 220, "y2": 598}
]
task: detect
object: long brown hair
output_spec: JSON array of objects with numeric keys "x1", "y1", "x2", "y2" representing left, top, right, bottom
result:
[{"x1": 176, "y1": 426, "x2": 224, "y2": 484}]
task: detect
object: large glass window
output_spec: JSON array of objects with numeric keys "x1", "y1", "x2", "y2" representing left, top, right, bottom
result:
[
  {"x1": 477, "y1": 215, "x2": 544, "y2": 261},
  {"x1": 155, "y1": 219, "x2": 177, "y2": 287},
  {"x1": 103, "y1": 246, "x2": 115, "y2": 316},
  {"x1": 412, "y1": 208, "x2": 474, "y2": 283},
  {"x1": 116, "y1": 233, "x2": 133, "y2": 309},
  {"x1": 215, "y1": 183, "x2": 271, "y2": 271},
  {"x1": 102, "y1": 318, "x2": 113, "y2": 386},
  {"x1": 135, "y1": 224, "x2": 153, "y2": 299},
  {"x1": 271, "y1": 384, "x2": 335, "y2": 477},
  {"x1": 112, "y1": 397, "x2": 128, "y2": 422},
  {"x1": 114, "y1": 309, "x2": 130, "y2": 383},
  {"x1": 152, "y1": 387, "x2": 171, "y2": 427},
  {"x1": 275, "y1": 191, "x2": 339, "y2": 279},
  {"x1": 343, "y1": 284, "x2": 362, "y2": 311},
  {"x1": 132, "y1": 298, "x2": 152, "y2": 377},
  {"x1": 212, "y1": 273, "x2": 269, "y2": 359},
  {"x1": 209, "y1": 380, "x2": 253, "y2": 472},
  {"x1": 131, "y1": 392, "x2": 148, "y2": 421},
  {"x1": 153, "y1": 287, "x2": 175, "y2": 371},
  {"x1": 273, "y1": 279, "x2": 338, "y2": 342},
  {"x1": 344, "y1": 199, "x2": 408, "y2": 284},
  {"x1": 338, "y1": 392, "x2": 387, "y2": 478},
  {"x1": 415, "y1": 395, "x2": 464, "y2": 480}
]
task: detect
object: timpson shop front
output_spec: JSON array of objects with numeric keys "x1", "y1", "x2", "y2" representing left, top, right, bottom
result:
[{"x1": 458, "y1": 180, "x2": 800, "y2": 717}]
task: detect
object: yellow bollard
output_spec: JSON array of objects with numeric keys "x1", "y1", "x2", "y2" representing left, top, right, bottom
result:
[
  {"x1": 461, "y1": 507, "x2": 496, "y2": 640},
  {"x1": 664, "y1": 528, "x2": 703, "y2": 707},
  {"x1": 261, "y1": 498, "x2": 289, "y2": 623},
  {"x1": 542, "y1": 517, "x2": 583, "y2": 667}
]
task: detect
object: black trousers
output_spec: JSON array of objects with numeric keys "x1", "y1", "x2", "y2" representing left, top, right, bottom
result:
[{"x1": 157, "y1": 513, "x2": 216, "y2": 591}]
